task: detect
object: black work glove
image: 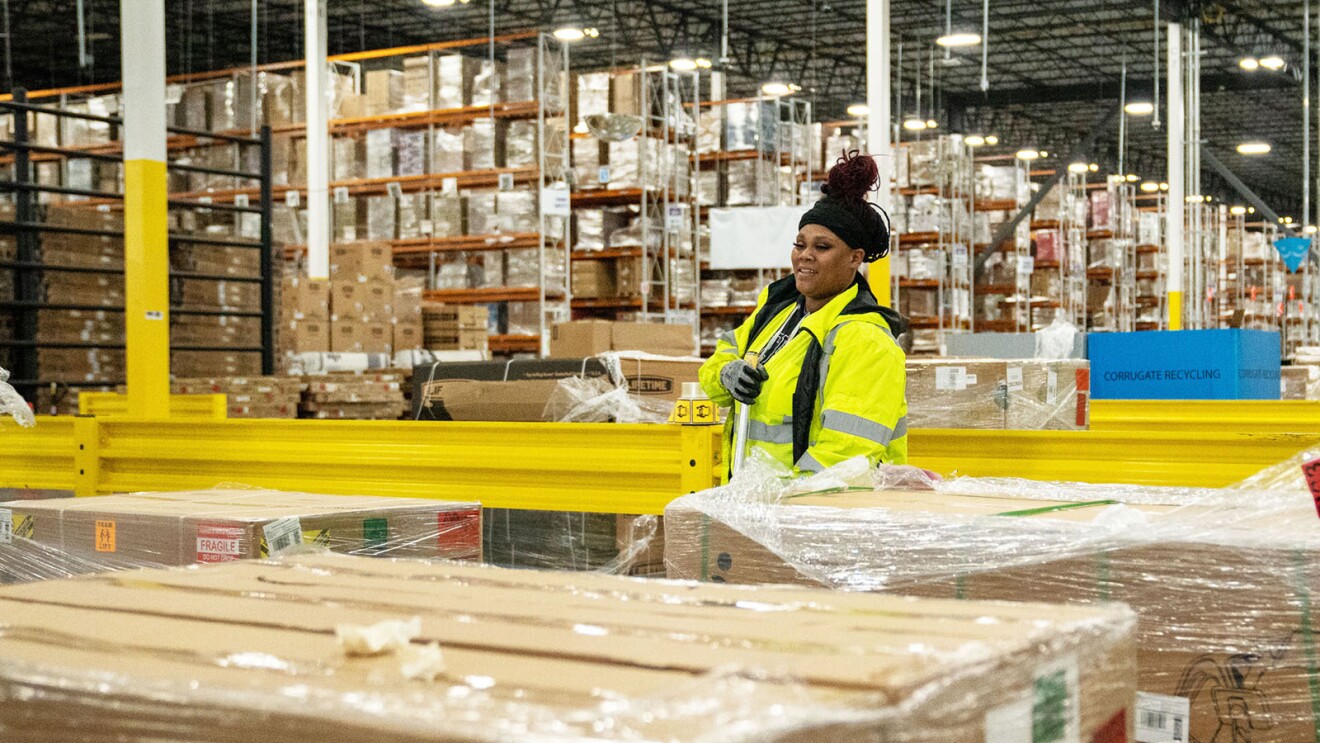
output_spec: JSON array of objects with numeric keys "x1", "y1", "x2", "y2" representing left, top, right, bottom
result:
[{"x1": 720, "y1": 360, "x2": 769, "y2": 405}]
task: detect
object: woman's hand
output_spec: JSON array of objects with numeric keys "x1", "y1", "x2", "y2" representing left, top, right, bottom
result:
[{"x1": 720, "y1": 360, "x2": 769, "y2": 404}]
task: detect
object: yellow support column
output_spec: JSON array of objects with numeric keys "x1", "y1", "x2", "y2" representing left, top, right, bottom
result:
[
  {"x1": 120, "y1": 0, "x2": 171, "y2": 419},
  {"x1": 1167, "y1": 290, "x2": 1183, "y2": 330},
  {"x1": 868, "y1": 255, "x2": 892, "y2": 307}
]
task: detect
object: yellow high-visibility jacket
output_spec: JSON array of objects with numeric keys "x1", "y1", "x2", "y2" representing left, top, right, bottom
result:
[{"x1": 699, "y1": 273, "x2": 908, "y2": 482}]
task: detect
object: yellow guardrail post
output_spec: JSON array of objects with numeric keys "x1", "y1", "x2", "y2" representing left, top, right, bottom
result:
[
  {"x1": 72, "y1": 416, "x2": 101, "y2": 497},
  {"x1": 679, "y1": 425, "x2": 721, "y2": 496}
]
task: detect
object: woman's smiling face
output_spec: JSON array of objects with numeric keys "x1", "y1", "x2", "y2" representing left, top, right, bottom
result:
[{"x1": 792, "y1": 223, "x2": 864, "y2": 309}]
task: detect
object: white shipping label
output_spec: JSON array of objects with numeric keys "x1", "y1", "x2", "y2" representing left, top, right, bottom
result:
[
  {"x1": 333, "y1": 186, "x2": 350, "y2": 204},
  {"x1": 1017, "y1": 255, "x2": 1035, "y2": 276},
  {"x1": 441, "y1": 176, "x2": 459, "y2": 193},
  {"x1": 420, "y1": 219, "x2": 434, "y2": 235},
  {"x1": 234, "y1": 193, "x2": 250, "y2": 208},
  {"x1": 965, "y1": 374, "x2": 978, "y2": 385},
  {"x1": 1007, "y1": 366, "x2": 1024, "y2": 392},
  {"x1": 983, "y1": 694, "x2": 1033, "y2": 743},
  {"x1": 1032, "y1": 656, "x2": 1081, "y2": 743},
  {"x1": 597, "y1": 166, "x2": 611, "y2": 184},
  {"x1": 935, "y1": 366, "x2": 967, "y2": 392},
  {"x1": 198, "y1": 196, "x2": 213, "y2": 205},
  {"x1": 0, "y1": 508, "x2": 10, "y2": 544},
  {"x1": 1135, "y1": 692, "x2": 1190, "y2": 743},
  {"x1": 541, "y1": 186, "x2": 572, "y2": 217},
  {"x1": 665, "y1": 204, "x2": 687, "y2": 230},
  {"x1": 1047, "y1": 369, "x2": 1059, "y2": 403},
  {"x1": 285, "y1": 190, "x2": 301, "y2": 208},
  {"x1": 386, "y1": 181, "x2": 403, "y2": 199},
  {"x1": 262, "y1": 517, "x2": 303, "y2": 556},
  {"x1": 497, "y1": 173, "x2": 515, "y2": 191},
  {"x1": 343, "y1": 226, "x2": 357, "y2": 241}
]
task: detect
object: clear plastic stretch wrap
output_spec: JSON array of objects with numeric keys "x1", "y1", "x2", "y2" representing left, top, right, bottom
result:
[
  {"x1": 665, "y1": 453, "x2": 1320, "y2": 743},
  {"x1": 0, "y1": 366, "x2": 33, "y2": 427},
  {"x1": 0, "y1": 489, "x2": 481, "y2": 584},
  {"x1": 0, "y1": 552, "x2": 1137, "y2": 742}
]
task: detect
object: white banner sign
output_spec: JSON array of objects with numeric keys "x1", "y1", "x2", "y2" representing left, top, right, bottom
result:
[{"x1": 708, "y1": 205, "x2": 808, "y2": 270}]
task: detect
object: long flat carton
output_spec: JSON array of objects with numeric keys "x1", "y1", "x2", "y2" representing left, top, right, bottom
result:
[
  {"x1": 3, "y1": 489, "x2": 481, "y2": 566},
  {"x1": 0, "y1": 553, "x2": 1136, "y2": 742},
  {"x1": 666, "y1": 483, "x2": 1320, "y2": 742},
  {"x1": 549, "y1": 319, "x2": 695, "y2": 358}
]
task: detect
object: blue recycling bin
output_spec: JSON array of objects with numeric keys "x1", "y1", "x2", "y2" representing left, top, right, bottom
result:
[{"x1": 1088, "y1": 329, "x2": 1281, "y2": 400}]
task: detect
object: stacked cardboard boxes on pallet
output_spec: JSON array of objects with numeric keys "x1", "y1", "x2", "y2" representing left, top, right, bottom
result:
[
  {"x1": 0, "y1": 553, "x2": 1137, "y2": 742},
  {"x1": 905, "y1": 357, "x2": 1091, "y2": 430},
  {"x1": 171, "y1": 376, "x2": 303, "y2": 419},
  {"x1": 1, "y1": 489, "x2": 481, "y2": 573},
  {"x1": 665, "y1": 481, "x2": 1320, "y2": 742},
  {"x1": 300, "y1": 371, "x2": 408, "y2": 420}
]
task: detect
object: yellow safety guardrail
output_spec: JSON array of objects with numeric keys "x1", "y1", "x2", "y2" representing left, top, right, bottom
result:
[
  {"x1": 78, "y1": 393, "x2": 228, "y2": 420},
  {"x1": 2, "y1": 415, "x2": 1316, "y2": 511},
  {"x1": 907, "y1": 428, "x2": 1320, "y2": 488},
  {"x1": 73, "y1": 418, "x2": 722, "y2": 514},
  {"x1": 0, "y1": 417, "x2": 77, "y2": 493},
  {"x1": 1091, "y1": 399, "x2": 1320, "y2": 434}
]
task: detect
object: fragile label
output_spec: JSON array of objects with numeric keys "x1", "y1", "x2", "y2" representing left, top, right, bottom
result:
[
  {"x1": 1135, "y1": 692, "x2": 1189, "y2": 743},
  {"x1": 437, "y1": 509, "x2": 481, "y2": 559},
  {"x1": 1007, "y1": 366, "x2": 1024, "y2": 392},
  {"x1": 1032, "y1": 656, "x2": 1081, "y2": 743},
  {"x1": 197, "y1": 523, "x2": 245, "y2": 563},
  {"x1": 1303, "y1": 458, "x2": 1320, "y2": 518},
  {"x1": 95, "y1": 520, "x2": 116, "y2": 553},
  {"x1": 285, "y1": 190, "x2": 301, "y2": 208},
  {"x1": 0, "y1": 508, "x2": 10, "y2": 544},
  {"x1": 261, "y1": 516, "x2": 303, "y2": 557},
  {"x1": 935, "y1": 366, "x2": 967, "y2": 392}
]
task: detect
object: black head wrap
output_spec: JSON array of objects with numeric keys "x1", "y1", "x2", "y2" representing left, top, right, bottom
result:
[{"x1": 798, "y1": 151, "x2": 892, "y2": 262}]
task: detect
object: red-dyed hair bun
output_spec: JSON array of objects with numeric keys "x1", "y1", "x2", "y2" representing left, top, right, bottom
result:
[{"x1": 821, "y1": 150, "x2": 878, "y2": 202}]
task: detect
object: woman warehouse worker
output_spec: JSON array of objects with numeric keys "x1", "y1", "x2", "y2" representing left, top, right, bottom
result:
[{"x1": 699, "y1": 151, "x2": 908, "y2": 481}]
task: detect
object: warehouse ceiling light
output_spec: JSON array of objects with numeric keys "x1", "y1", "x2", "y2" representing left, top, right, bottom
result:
[
  {"x1": 552, "y1": 27, "x2": 598, "y2": 42},
  {"x1": 1015, "y1": 149, "x2": 1040, "y2": 161},
  {"x1": 422, "y1": 0, "x2": 470, "y2": 6},
  {"x1": 846, "y1": 103, "x2": 870, "y2": 117},
  {"x1": 1239, "y1": 57, "x2": 1260, "y2": 71},
  {"x1": 669, "y1": 57, "x2": 698, "y2": 71},
  {"x1": 1230, "y1": 205, "x2": 1247, "y2": 215},
  {"x1": 1237, "y1": 142, "x2": 1271, "y2": 155},
  {"x1": 926, "y1": 119, "x2": 939, "y2": 129},
  {"x1": 1140, "y1": 181, "x2": 1159, "y2": 192},
  {"x1": 964, "y1": 134, "x2": 985, "y2": 146},
  {"x1": 903, "y1": 118, "x2": 929, "y2": 131},
  {"x1": 985, "y1": 135, "x2": 999, "y2": 145},
  {"x1": 761, "y1": 82, "x2": 800, "y2": 97},
  {"x1": 1124, "y1": 101, "x2": 1155, "y2": 116},
  {"x1": 1260, "y1": 55, "x2": 1286, "y2": 71},
  {"x1": 1126, "y1": 174, "x2": 1139, "y2": 182},
  {"x1": 1068, "y1": 162, "x2": 1090, "y2": 174},
  {"x1": 695, "y1": 58, "x2": 713, "y2": 69},
  {"x1": 1160, "y1": 182, "x2": 1169, "y2": 190},
  {"x1": 936, "y1": 32, "x2": 982, "y2": 47}
]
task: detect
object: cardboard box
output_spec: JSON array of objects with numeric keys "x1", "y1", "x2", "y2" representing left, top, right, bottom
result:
[
  {"x1": 906, "y1": 358, "x2": 1009, "y2": 429},
  {"x1": 549, "y1": 320, "x2": 695, "y2": 358},
  {"x1": 1089, "y1": 329, "x2": 1281, "y2": 400},
  {"x1": 392, "y1": 322, "x2": 423, "y2": 351},
  {"x1": 664, "y1": 483, "x2": 1320, "y2": 743},
  {"x1": 0, "y1": 552, "x2": 1136, "y2": 743},
  {"x1": 2, "y1": 490, "x2": 480, "y2": 566},
  {"x1": 331, "y1": 279, "x2": 394, "y2": 322},
  {"x1": 610, "y1": 354, "x2": 702, "y2": 405},
  {"x1": 571, "y1": 260, "x2": 616, "y2": 299},
  {"x1": 329, "y1": 242, "x2": 394, "y2": 282},
  {"x1": 1281, "y1": 364, "x2": 1320, "y2": 400},
  {"x1": 331, "y1": 321, "x2": 392, "y2": 354},
  {"x1": 283, "y1": 318, "x2": 330, "y2": 354},
  {"x1": 412, "y1": 358, "x2": 610, "y2": 421}
]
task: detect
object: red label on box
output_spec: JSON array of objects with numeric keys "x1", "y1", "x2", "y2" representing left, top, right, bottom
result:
[
  {"x1": 437, "y1": 508, "x2": 481, "y2": 559},
  {"x1": 1075, "y1": 368, "x2": 1091, "y2": 393},
  {"x1": 1076, "y1": 392, "x2": 1090, "y2": 428},
  {"x1": 1304, "y1": 459, "x2": 1320, "y2": 519},
  {"x1": 197, "y1": 523, "x2": 246, "y2": 563}
]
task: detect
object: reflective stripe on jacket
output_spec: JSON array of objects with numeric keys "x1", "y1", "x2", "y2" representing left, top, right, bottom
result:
[{"x1": 699, "y1": 273, "x2": 908, "y2": 483}]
